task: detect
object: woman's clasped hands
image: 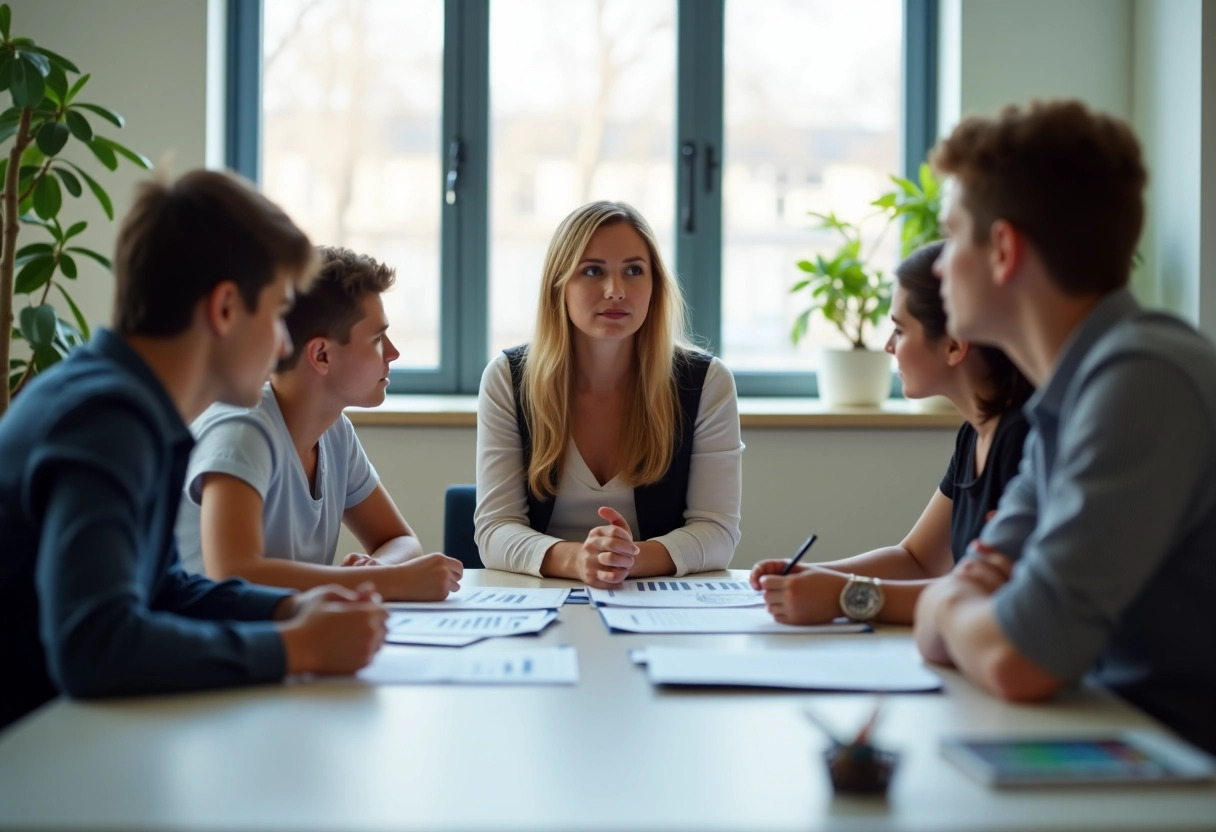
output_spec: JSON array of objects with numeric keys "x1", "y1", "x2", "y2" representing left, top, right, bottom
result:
[{"x1": 574, "y1": 506, "x2": 640, "y2": 588}]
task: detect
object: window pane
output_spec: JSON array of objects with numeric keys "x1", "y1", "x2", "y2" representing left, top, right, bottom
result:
[
  {"x1": 721, "y1": 0, "x2": 903, "y2": 369},
  {"x1": 488, "y1": 0, "x2": 676, "y2": 358},
  {"x1": 263, "y1": 0, "x2": 443, "y2": 369}
]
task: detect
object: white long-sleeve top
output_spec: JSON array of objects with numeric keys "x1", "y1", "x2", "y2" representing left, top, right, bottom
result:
[{"x1": 474, "y1": 353, "x2": 744, "y2": 577}]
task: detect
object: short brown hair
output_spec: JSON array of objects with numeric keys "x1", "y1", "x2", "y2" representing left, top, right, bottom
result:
[
  {"x1": 931, "y1": 100, "x2": 1147, "y2": 295},
  {"x1": 113, "y1": 170, "x2": 317, "y2": 335},
  {"x1": 276, "y1": 245, "x2": 397, "y2": 371}
]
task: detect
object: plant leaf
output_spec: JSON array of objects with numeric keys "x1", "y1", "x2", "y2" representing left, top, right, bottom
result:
[
  {"x1": 65, "y1": 72, "x2": 90, "y2": 104},
  {"x1": 11, "y1": 56, "x2": 47, "y2": 109},
  {"x1": 66, "y1": 245, "x2": 112, "y2": 270},
  {"x1": 0, "y1": 51, "x2": 12, "y2": 93},
  {"x1": 42, "y1": 61, "x2": 68, "y2": 105},
  {"x1": 32, "y1": 343, "x2": 62, "y2": 373},
  {"x1": 58, "y1": 252, "x2": 77, "y2": 278},
  {"x1": 14, "y1": 254, "x2": 56, "y2": 293},
  {"x1": 22, "y1": 45, "x2": 81, "y2": 74},
  {"x1": 64, "y1": 161, "x2": 113, "y2": 219},
  {"x1": 32, "y1": 173, "x2": 61, "y2": 219},
  {"x1": 64, "y1": 109, "x2": 92, "y2": 142},
  {"x1": 56, "y1": 283, "x2": 91, "y2": 339},
  {"x1": 74, "y1": 102, "x2": 124, "y2": 128},
  {"x1": 53, "y1": 165, "x2": 82, "y2": 197},
  {"x1": 85, "y1": 137, "x2": 117, "y2": 170},
  {"x1": 35, "y1": 120, "x2": 69, "y2": 156},
  {"x1": 790, "y1": 308, "x2": 812, "y2": 345},
  {"x1": 92, "y1": 135, "x2": 151, "y2": 169},
  {"x1": 63, "y1": 219, "x2": 86, "y2": 239},
  {"x1": 0, "y1": 5, "x2": 10, "y2": 40},
  {"x1": 15, "y1": 49, "x2": 50, "y2": 77},
  {"x1": 15, "y1": 241, "x2": 55, "y2": 260},
  {"x1": 19, "y1": 304, "x2": 58, "y2": 349}
]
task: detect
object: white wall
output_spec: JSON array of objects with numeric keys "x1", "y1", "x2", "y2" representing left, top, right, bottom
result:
[
  {"x1": 939, "y1": 0, "x2": 1133, "y2": 125},
  {"x1": 1131, "y1": 0, "x2": 1216, "y2": 338},
  {"x1": 11, "y1": 0, "x2": 212, "y2": 332}
]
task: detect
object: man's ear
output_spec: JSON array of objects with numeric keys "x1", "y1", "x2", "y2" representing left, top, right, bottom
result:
[
  {"x1": 988, "y1": 219, "x2": 1024, "y2": 287},
  {"x1": 203, "y1": 280, "x2": 242, "y2": 336},
  {"x1": 305, "y1": 337, "x2": 330, "y2": 375},
  {"x1": 944, "y1": 337, "x2": 971, "y2": 368}
]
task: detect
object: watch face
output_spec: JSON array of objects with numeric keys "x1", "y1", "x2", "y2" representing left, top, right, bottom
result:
[{"x1": 841, "y1": 580, "x2": 883, "y2": 620}]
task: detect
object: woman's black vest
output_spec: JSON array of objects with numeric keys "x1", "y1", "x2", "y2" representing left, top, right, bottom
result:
[{"x1": 503, "y1": 346, "x2": 712, "y2": 540}]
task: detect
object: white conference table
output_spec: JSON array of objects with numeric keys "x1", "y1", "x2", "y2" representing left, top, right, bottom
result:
[{"x1": 1, "y1": 569, "x2": 1213, "y2": 832}]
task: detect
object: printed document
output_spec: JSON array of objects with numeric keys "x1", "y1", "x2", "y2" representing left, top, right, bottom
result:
[
  {"x1": 588, "y1": 578, "x2": 763, "y2": 608},
  {"x1": 638, "y1": 643, "x2": 941, "y2": 692},
  {"x1": 360, "y1": 645, "x2": 579, "y2": 686},
  {"x1": 388, "y1": 609, "x2": 557, "y2": 638},
  {"x1": 599, "y1": 607, "x2": 869, "y2": 634},
  {"x1": 387, "y1": 586, "x2": 571, "y2": 611}
]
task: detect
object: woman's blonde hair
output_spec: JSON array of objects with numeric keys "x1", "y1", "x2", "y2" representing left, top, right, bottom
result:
[{"x1": 521, "y1": 201, "x2": 694, "y2": 499}]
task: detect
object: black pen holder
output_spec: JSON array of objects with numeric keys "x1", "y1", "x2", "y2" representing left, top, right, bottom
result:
[{"x1": 823, "y1": 744, "x2": 899, "y2": 795}]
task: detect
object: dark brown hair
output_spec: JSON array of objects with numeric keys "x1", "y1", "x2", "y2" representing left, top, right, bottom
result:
[
  {"x1": 931, "y1": 100, "x2": 1147, "y2": 295},
  {"x1": 113, "y1": 170, "x2": 317, "y2": 336},
  {"x1": 276, "y1": 245, "x2": 397, "y2": 371},
  {"x1": 896, "y1": 241, "x2": 1032, "y2": 420}
]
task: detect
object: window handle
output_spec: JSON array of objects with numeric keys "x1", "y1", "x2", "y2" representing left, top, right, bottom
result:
[
  {"x1": 445, "y1": 138, "x2": 463, "y2": 206},
  {"x1": 680, "y1": 141, "x2": 696, "y2": 233}
]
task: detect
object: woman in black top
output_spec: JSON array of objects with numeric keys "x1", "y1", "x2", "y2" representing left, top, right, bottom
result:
[{"x1": 750, "y1": 241, "x2": 1032, "y2": 624}]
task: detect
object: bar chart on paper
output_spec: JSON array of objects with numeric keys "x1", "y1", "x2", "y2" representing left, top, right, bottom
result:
[
  {"x1": 387, "y1": 586, "x2": 571, "y2": 611},
  {"x1": 359, "y1": 645, "x2": 579, "y2": 686},
  {"x1": 387, "y1": 609, "x2": 557, "y2": 638},
  {"x1": 588, "y1": 579, "x2": 763, "y2": 608}
]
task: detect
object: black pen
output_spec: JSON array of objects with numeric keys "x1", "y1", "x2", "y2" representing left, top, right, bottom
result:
[{"x1": 781, "y1": 533, "x2": 818, "y2": 575}]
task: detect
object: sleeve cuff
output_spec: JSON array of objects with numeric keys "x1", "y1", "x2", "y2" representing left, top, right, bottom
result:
[
  {"x1": 240, "y1": 620, "x2": 289, "y2": 682},
  {"x1": 235, "y1": 584, "x2": 295, "y2": 622}
]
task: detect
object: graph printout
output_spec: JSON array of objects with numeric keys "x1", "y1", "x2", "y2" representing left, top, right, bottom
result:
[
  {"x1": 387, "y1": 586, "x2": 571, "y2": 611},
  {"x1": 387, "y1": 609, "x2": 557, "y2": 638},
  {"x1": 588, "y1": 578, "x2": 763, "y2": 608},
  {"x1": 360, "y1": 646, "x2": 578, "y2": 686}
]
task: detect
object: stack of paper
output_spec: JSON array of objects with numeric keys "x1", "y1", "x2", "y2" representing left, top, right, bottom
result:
[
  {"x1": 634, "y1": 643, "x2": 941, "y2": 692},
  {"x1": 384, "y1": 587, "x2": 565, "y2": 646},
  {"x1": 387, "y1": 586, "x2": 570, "y2": 611},
  {"x1": 360, "y1": 645, "x2": 579, "y2": 686}
]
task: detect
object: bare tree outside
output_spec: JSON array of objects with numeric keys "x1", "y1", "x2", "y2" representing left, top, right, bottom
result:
[{"x1": 260, "y1": 0, "x2": 904, "y2": 373}]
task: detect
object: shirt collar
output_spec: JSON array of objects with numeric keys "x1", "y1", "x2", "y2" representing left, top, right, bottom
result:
[
  {"x1": 1024, "y1": 288, "x2": 1141, "y2": 419},
  {"x1": 91, "y1": 328, "x2": 193, "y2": 448}
]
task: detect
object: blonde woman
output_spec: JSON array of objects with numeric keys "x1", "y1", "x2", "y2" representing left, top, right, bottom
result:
[{"x1": 475, "y1": 201, "x2": 743, "y2": 586}]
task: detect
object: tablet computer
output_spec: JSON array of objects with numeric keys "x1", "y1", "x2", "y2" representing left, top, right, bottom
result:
[{"x1": 941, "y1": 731, "x2": 1216, "y2": 788}]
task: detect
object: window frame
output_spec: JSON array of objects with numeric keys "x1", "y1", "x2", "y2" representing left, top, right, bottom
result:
[{"x1": 228, "y1": 0, "x2": 937, "y2": 397}]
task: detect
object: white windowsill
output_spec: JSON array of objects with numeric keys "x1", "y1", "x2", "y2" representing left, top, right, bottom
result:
[{"x1": 345, "y1": 395, "x2": 962, "y2": 429}]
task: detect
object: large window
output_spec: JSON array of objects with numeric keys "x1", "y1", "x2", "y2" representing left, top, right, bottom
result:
[{"x1": 233, "y1": 0, "x2": 936, "y2": 395}]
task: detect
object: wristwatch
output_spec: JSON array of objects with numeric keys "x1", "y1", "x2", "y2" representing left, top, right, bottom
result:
[{"x1": 839, "y1": 575, "x2": 885, "y2": 621}]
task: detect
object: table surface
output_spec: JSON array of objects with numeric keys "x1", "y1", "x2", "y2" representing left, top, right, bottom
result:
[{"x1": 1, "y1": 569, "x2": 1213, "y2": 832}]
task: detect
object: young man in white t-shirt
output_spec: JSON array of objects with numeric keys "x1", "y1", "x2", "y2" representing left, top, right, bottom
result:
[{"x1": 176, "y1": 246, "x2": 462, "y2": 600}]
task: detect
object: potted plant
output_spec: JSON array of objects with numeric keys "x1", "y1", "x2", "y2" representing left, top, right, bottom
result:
[
  {"x1": 0, "y1": 2, "x2": 150, "y2": 417},
  {"x1": 791, "y1": 163, "x2": 942, "y2": 406}
]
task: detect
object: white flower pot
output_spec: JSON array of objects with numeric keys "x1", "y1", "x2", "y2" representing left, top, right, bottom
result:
[{"x1": 818, "y1": 348, "x2": 892, "y2": 406}]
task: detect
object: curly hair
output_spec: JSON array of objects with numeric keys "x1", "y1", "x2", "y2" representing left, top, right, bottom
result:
[{"x1": 932, "y1": 100, "x2": 1147, "y2": 296}]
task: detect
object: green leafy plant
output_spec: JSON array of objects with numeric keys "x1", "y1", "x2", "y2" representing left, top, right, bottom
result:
[
  {"x1": 791, "y1": 162, "x2": 943, "y2": 350},
  {"x1": 0, "y1": 3, "x2": 151, "y2": 416}
]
